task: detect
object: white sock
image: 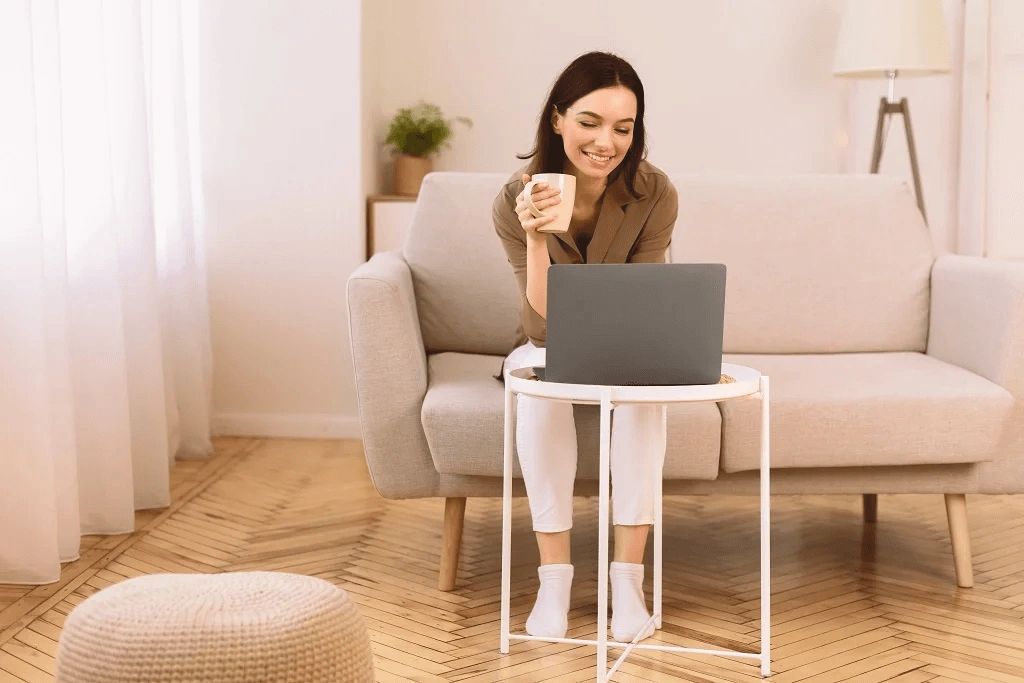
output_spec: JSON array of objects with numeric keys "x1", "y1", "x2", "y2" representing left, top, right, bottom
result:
[
  {"x1": 610, "y1": 561, "x2": 654, "y2": 642},
  {"x1": 525, "y1": 564, "x2": 574, "y2": 638}
]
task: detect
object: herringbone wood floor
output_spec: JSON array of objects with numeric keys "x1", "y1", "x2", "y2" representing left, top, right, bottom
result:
[{"x1": 2, "y1": 438, "x2": 1024, "y2": 682}]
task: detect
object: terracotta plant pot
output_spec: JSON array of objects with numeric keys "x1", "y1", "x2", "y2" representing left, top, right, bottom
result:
[{"x1": 394, "y1": 154, "x2": 432, "y2": 196}]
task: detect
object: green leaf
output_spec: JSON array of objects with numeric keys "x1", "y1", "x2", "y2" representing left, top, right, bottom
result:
[{"x1": 384, "y1": 102, "x2": 472, "y2": 157}]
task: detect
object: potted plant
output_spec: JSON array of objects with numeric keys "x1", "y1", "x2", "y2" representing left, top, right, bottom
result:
[{"x1": 384, "y1": 102, "x2": 472, "y2": 196}]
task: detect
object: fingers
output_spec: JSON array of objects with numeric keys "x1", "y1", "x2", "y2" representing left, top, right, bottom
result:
[
  {"x1": 531, "y1": 214, "x2": 560, "y2": 231},
  {"x1": 519, "y1": 182, "x2": 557, "y2": 201},
  {"x1": 516, "y1": 200, "x2": 556, "y2": 224},
  {"x1": 515, "y1": 175, "x2": 560, "y2": 232},
  {"x1": 517, "y1": 197, "x2": 561, "y2": 218},
  {"x1": 516, "y1": 195, "x2": 561, "y2": 214},
  {"x1": 516, "y1": 185, "x2": 562, "y2": 212},
  {"x1": 519, "y1": 212, "x2": 559, "y2": 232}
]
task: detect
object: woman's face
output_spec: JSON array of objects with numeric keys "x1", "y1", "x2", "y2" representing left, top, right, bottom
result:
[{"x1": 553, "y1": 85, "x2": 637, "y2": 183}]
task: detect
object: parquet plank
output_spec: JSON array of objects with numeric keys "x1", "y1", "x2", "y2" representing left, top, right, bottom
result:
[
  {"x1": 0, "y1": 668, "x2": 28, "y2": 683},
  {"x1": 10, "y1": 631, "x2": 55, "y2": 661},
  {"x1": 764, "y1": 636, "x2": 909, "y2": 683},
  {"x1": 372, "y1": 653, "x2": 450, "y2": 682},
  {"x1": 0, "y1": 651, "x2": 49, "y2": 683},
  {"x1": 20, "y1": 625, "x2": 58, "y2": 648},
  {"x1": 0, "y1": 642, "x2": 53, "y2": 677},
  {"x1": 893, "y1": 622, "x2": 1024, "y2": 668},
  {"x1": 1, "y1": 438, "x2": 1022, "y2": 682},
  {"x1": 914, "y1": 655, "x2": 1021, "y2": 682},
  {"x1": 835, "y1": 658, "x2": 928, "y2": 682},
  {"x1": 885, "y1": 673, "x2": 937, "y2": 683},
  {"x1": 367, "y1": 629, "x2": 457, "y2": 665},
  {"x1": 907, "y1": 640, "x2": 1024, "y2": 679}
]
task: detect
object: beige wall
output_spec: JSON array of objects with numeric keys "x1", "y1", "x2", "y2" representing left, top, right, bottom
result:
[
  {"x1": 368, "y1": 1, "x2": 850, "y2": 183},
  {"x1": 204, "y1": 0, "x2": 976, "y2": 438},
  {"x1": 199, "y1": 0, "x2": 363, "y2": 437},
  {"x1": 365, "y1": 0, "x2": 963, "y2": 252},
  {"x1": 844, "y1": 0, "x2": 963, "y2": 255}
]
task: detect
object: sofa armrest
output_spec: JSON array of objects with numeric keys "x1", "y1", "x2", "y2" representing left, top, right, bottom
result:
[
  {"x1": 346, "y1": 251, "x2": 440, "y2": 498},
  {"x1": 927, "y1": 254, "x2": 1024, "y2": 396}
]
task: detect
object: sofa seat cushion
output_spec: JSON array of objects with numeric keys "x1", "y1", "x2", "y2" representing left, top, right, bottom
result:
[
  {"x1": 719, "y1": 352, "x2": 1015, "y2": 473},
  {"x1": 421, "y1": 352, "x2": 722, "y2": 480}
]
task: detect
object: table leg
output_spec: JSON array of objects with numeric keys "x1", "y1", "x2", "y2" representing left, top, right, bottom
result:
[
  {"x1": 501, "y1": 385, "x2": 514, "y2": 654},
  {"x1": 760, "y1": 376, "x2": 771, "y2": 677},
  {"x1": 654, "y1": 404, "x2": 665, "y2": 630},
  {"x1": 597, "y1": 389, "x2": 612, "y2": 682}
]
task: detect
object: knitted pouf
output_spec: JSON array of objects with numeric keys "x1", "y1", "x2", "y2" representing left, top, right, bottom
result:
[{"x1": 54, "y1": 571, "x2": 375, "y2": 683}]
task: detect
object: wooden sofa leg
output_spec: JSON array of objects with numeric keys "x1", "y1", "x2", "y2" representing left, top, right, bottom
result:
[
  {"x1": 944, "y1": 494, "x2": 974, "y2": 588},
  {"x1": 863, "y1": 494, "x2": 878, "y2": 523},
  {"x1": 439, "y1": 497, "x2": 467, "y2": 591}
]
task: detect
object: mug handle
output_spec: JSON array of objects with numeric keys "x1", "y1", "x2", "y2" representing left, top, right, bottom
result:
[{"x1": 521, "y1": 180, "x2": 548, "y2": 218}]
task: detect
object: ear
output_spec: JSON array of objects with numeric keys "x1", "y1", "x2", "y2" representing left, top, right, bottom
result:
[{"x1": 551, "y1": 105, "x2": 561, "y2": 135}]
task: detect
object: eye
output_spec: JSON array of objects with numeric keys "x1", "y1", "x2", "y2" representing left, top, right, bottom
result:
[{"x1": 579, "y1": 121, "x2": 631, "y2": 135}]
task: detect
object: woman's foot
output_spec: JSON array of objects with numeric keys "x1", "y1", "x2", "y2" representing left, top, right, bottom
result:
[
  {"x1": 525, "y1": 564, "x2": 574, "y2": 638},
  {"x1": 610, "y1": 561, "x2": 655, "y2": 642}
]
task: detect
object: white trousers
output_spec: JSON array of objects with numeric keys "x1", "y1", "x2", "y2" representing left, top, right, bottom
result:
[{"x1": 504, "y1": 341, "x2": 667, "y2": 533}]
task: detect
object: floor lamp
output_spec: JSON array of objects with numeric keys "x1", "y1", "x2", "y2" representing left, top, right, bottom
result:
[{"x1": 833, "y1": 0, "x2": 950, "y2": 223}]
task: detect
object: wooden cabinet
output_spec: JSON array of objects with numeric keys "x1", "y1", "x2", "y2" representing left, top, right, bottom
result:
[{"x1": 366, "y1": 194, "x2": 417, "y2": 260}]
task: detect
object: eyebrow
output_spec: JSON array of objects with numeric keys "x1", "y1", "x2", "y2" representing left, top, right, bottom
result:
[{"x1": 574, "y1": 110, "x2": 634, "y2": 123}]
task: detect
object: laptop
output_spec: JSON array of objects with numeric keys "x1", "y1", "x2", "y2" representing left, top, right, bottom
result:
[{"x1": 533, "y1": 263, "x2": 726, "y2": 386}]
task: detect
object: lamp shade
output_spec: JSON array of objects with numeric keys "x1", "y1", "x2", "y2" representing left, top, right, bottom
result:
[{"x1": 833, "y1": 0, "x2": 950, "y2": 77}]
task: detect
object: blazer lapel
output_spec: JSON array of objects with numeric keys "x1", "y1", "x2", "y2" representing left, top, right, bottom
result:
[
  {"x1": 586, "y1": 172, "x2": 642, "y2": 264},
  {"x1": 551, "y1": 230, "x2": 582, "y2": 261}
]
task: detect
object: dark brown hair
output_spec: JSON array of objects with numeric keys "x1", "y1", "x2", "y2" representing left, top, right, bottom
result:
[{"x1": 517, "y1": 51, "x2": 648, "y2": 200}]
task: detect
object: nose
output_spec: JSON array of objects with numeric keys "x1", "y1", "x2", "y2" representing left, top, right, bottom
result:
[{"x1": 593, "y1": 126, "x2": 614, "y2": 152}]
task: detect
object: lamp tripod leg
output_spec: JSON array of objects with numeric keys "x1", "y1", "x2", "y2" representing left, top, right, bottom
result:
[
  {"x1": 867, "y1": 96, "x2": 926, "y2": 223},
  {"x1": 900, "y1": 98, "x2": 927, "y2": 223},
  {"x1": 869, "y1": 97, "x2": 887, "y2": 174}
]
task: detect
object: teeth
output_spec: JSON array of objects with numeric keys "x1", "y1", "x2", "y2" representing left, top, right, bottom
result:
[{"x1": 584, "y1": 151, "x2": 611, "y2": 161}]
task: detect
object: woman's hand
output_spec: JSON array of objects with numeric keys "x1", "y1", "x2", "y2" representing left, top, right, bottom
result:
[{"x1": 515, "y1": 173, "x2": 562, "y2": 234}]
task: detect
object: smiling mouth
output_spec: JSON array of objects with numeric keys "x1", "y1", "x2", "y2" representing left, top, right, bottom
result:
[{"x1": 584, "y1": 151, "x2": 613, "y2": 162}]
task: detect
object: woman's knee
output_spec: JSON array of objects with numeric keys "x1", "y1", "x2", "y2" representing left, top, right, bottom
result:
[
  {"x1": 611, "y1": 405, "x2": 665, "y2": 446},
  {"x1": 516, "y1": 396, "x2": 577, "y2": 474},
  {"x1": 614, "y1": 403, "x2": 664, "y2": 427},
  {"x1": 517, "y1": 394, "x2": 574, "y2": 428}
]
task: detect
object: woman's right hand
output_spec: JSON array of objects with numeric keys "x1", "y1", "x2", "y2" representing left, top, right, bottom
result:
[{"x1": 515, "y1": 173, "x2": 562, "y2": 234}]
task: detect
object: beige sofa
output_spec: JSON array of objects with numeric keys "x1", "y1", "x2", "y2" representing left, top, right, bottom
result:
[{"x1": 346, "y1": 171, "x2": 1024, "y2": 592}]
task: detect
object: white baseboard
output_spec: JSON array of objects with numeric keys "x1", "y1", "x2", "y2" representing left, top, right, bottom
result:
[{"x1": 213, "y1": 413, "x2": 362, "y2": 439}]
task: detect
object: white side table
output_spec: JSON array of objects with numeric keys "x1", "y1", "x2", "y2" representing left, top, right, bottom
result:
[{"x1": 500, "y1": 364, "x2": 771, "y2": 681}]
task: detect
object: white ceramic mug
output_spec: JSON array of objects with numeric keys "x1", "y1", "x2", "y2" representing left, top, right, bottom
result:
[{"x1": 522, "y1": 173, "x2": 576, "y2": 234}]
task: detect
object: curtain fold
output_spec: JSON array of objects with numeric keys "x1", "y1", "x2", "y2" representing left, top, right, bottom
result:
[{"x1": 0, "y1": 0, "x2": 212, "y2": 585}]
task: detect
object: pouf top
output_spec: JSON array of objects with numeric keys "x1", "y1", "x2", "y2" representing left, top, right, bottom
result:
[
  {"x1": 74, "y1": 572, "x2": 348, "y2": 633},
  {"x1": 56, "y1": 571, "x2": 375, "y2": 683}
]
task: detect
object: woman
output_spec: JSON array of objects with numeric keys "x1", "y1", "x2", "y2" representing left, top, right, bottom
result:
[{"x1": 492, "y1": 51, "x2": 678, "y2": 642}]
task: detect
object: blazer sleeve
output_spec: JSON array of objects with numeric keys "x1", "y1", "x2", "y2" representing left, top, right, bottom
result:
[
  {"x1": 628, "y1": 179, "x2": 678, "y2": 264},
  {"x1": 493, "y1": 183, "x2": 547, "y2": 345}
]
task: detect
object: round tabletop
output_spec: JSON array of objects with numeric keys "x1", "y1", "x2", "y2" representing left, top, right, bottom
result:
[{"x1": 505, "y1": 363, "x2": 762, "y2": 405}]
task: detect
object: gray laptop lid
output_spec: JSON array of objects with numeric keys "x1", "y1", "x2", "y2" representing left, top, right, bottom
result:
[{"x1": 541, "y1": 263, "x2": 726, "y2": 386}]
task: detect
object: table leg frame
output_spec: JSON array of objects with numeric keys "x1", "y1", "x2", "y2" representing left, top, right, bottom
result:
[{"x1": 500, "y1": 378, "x2": 772, "y2": 680}]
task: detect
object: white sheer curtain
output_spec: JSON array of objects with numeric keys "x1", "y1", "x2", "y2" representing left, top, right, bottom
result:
[{"x1": 0, "y1": 0, "x2": 213, "y2": 584}]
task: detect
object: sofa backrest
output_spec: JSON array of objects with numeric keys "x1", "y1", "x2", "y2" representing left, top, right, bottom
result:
[
  {"x1": 403, "y1": 172, "x2": 522, "y2": 356},
  {"x1": 670, "y1": 173, "x2": 935, "y2": 353},
  {"x1": 401, "y1": 171, "x2": 935, "y2": 357}
]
